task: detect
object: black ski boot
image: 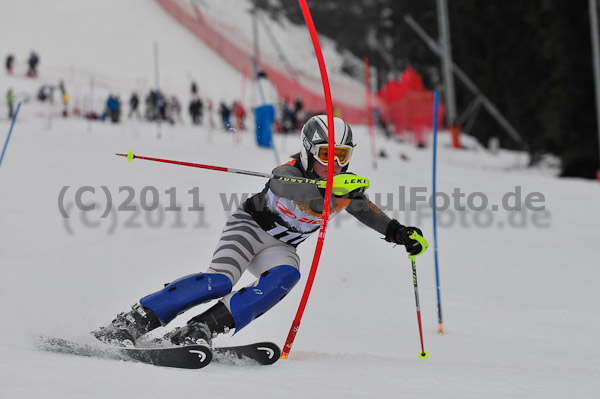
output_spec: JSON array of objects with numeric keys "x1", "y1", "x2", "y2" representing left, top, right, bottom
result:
[
  {"x1": 165, "y1": 302, "x2": 235, "y2": 347},
  {"x1": 93, "y1": 303, "x2": 161, "y2": 347}
]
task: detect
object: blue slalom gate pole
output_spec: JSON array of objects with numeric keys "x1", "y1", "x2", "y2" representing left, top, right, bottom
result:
[
  {"x1": 432, "y1": 92, "x2": 444, "y2": 334},
  {"x1": 0, "y1": 102, "x2": 21, "y2": 170}
]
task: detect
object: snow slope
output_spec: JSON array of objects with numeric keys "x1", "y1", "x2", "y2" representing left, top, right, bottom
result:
[
  {"x1": 1, "y1": 1, "x2": 600, "y2": 398},
  {"x1": 0, "y1": 0, "x2": 245, "y2": 105}
]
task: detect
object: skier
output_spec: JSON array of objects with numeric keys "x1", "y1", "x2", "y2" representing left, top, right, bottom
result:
[{"x1": 94, "y1": 115, "x2": 425, "y2": 348}]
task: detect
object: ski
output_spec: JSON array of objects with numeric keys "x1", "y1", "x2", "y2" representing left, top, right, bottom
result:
[
  {"x1": 37, "y1": 336, "x2": 212, "y2": 369},
  {"x1": 37, "y1": 336, "x2": 280, "y2": 368},
  {"x1": 212, "y1": 341, "x2": 280, "y2": 366}
]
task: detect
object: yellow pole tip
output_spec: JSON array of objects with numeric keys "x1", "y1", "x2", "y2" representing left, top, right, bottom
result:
[
  {"x1": 127, "y1": 150, "x2": 135, "y2": 162},
  {"x1": 419, "y1": 351, "x2": 429, "y2": 359}
]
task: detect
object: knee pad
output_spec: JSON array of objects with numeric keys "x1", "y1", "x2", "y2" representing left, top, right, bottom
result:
[
  {"x1": 140, "y1": 273, "x2": 232, "y2": 324},
  {"x1": 228, "y1": 265, "x2": 300, "y2": 332}
]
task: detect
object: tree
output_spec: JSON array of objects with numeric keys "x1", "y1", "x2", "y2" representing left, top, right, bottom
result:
[{"x1": 255, "y1": 0, "x2": 600, "y2": 178}]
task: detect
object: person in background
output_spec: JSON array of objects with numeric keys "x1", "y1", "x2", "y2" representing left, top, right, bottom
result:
[
  {"x1": 189, "y1": 97, "x2": 203, "y2": 125},
  {"x1": 129, "y1": 92, "x2": 141, "y2": 119},
  {"x1": 219, "y1": 102, "x2": 232, "y2": 132},
  {"x1": 58, "y1": 80, "x2": 69, "y2": 117},
  {"x1": 170, "y1": 95, "x2": 183, "y2": 123},
  {"x1": 291, "y1": 97, "x2": 303, "y2": 130},
  {"x1": 233, "y1": 101, "x2": 246, "y2": 130},
  {"x1": 26, "y1": 51, "x2": 39, "y2": 78},
  {"x1": 246, "y1": 70, "x2": 279, "y2": 148},
  {"x1": 5, "y1": 54, "x2": 14, "y2": 75},
  {"x1": 208, "y1": 99, "x2": 215, "y2": 129},
  {"x1": 106, "y1": 94, "x2": 121, "y2": 123},
  {"x1": 6, "y1": 88, "x2": 14, "y2": 119}
]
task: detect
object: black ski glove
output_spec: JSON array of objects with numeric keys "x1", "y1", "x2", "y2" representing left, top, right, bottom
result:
[{"x1": 385, "y1": 219, "x2": 424, "y2": 255}]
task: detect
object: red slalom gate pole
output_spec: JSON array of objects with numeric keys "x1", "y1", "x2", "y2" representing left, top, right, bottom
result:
[{"x1": 281, "y1": 0, "x2": 335, "y2": 359}]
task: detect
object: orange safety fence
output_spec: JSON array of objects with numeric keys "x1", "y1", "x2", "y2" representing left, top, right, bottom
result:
[{"x1": 156, "y1": 0, "x2": 368, "y2": 124}]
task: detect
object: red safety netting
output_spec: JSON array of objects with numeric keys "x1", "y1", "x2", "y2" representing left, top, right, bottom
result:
[
  {"x1": 156, "y1": 0, "x2": 368, "y2": 124},
  {"x1": 378, "y1": 67, "x2": 444, "y2": 144}
]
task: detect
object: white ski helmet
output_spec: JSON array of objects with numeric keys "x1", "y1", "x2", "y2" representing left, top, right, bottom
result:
[{"x1": 300, "y1": 115, "x2": 355, "y2": 173}]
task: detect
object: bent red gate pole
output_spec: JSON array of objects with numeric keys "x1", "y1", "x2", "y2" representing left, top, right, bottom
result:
[{"x1": 281, "y1": 0, "x2": 336, "y2": 359}]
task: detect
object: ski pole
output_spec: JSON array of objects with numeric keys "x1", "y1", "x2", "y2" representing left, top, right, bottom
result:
[
  {"x1": 0, "y1": 102, "x2": 21, "y2": 170},
  {"x1": 116, "y1": 151, "x2": 325, "y2": 187},
  {"x1": 407, "y1": 231, "x2": 429, "y2": 359}
]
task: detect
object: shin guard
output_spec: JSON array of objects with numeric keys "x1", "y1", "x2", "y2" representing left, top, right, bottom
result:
[
  {"x1": 228, "y1": 265, "x2": 300, "y2": 332},
  {"x1": 140, "y1": 273, "x2": 232, "y2": 324}
]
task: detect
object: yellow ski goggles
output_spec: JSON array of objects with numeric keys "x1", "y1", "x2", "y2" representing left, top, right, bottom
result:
[{"x1": 313, "y1": 144, "x2": 353, "y2": 167}]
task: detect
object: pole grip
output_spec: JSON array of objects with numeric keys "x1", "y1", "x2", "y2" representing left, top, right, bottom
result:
[{"x1": 408, "y1": 232, "x2": 429, "y2": 261}]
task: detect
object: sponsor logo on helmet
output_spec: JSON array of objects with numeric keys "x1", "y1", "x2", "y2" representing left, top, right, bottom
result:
[
  {"x1": 312, "y1": 131, "x2": 321, "y2": 141},
  {"x1": 302, "y1": 136, "x2": 312, "y2": 151}
]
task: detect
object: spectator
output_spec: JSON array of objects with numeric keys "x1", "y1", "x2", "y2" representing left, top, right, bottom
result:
[
  {"x1": 128, "y1": 92, "x2": 141, "y2": 119},
  {"x1": 62, "y1": 92, "x2": 69, "y2": 117},
  {"x1": 208, "y1": 99, "x2": 215, "y2": 129},
  {"x1": 5, "y1": 54, "x2": 14, "y2": 75},
  {"x1": 170, "y1": 95, "x2": 183, "y2": 123},
  {"x1": 106, "y1": 95, "x2": 121, "y2": 123},
  {"x1": 219, "y1": 102, "x2": 232, "y2": 132},
  {"x1": 292, "y1": 97, "x2": 303, "y2": 130},
  {"x1": 373, "y1": 108, "x2": 393, "y2": 139},
  {"x1": 280, "y1": 99, "x2": 294, "y2": 134},
  {"x1": 145, "y1": 90, "x2": 167, "y2": 122},
  {"x1": 246, "y1": 70, "x2": 279, "y2": 148},
  {"x1": 37, "y1": 84, "x2": 54, "y2": 102},
  {"x1": 6, "y1": 89, "x2": 14, "y2": 119},
  {"x1": 59, "y1": 80, "x2": 68, "y2": 117},
  {"x1": 189, "y1": 97, "x2": 204, "y2": 125},
  {"x1": 26, "y1": 51, "x2": 40, "y2": 78},
  {"x1": 233, "y1": 101, "x2": 246, "y2": 130}
]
